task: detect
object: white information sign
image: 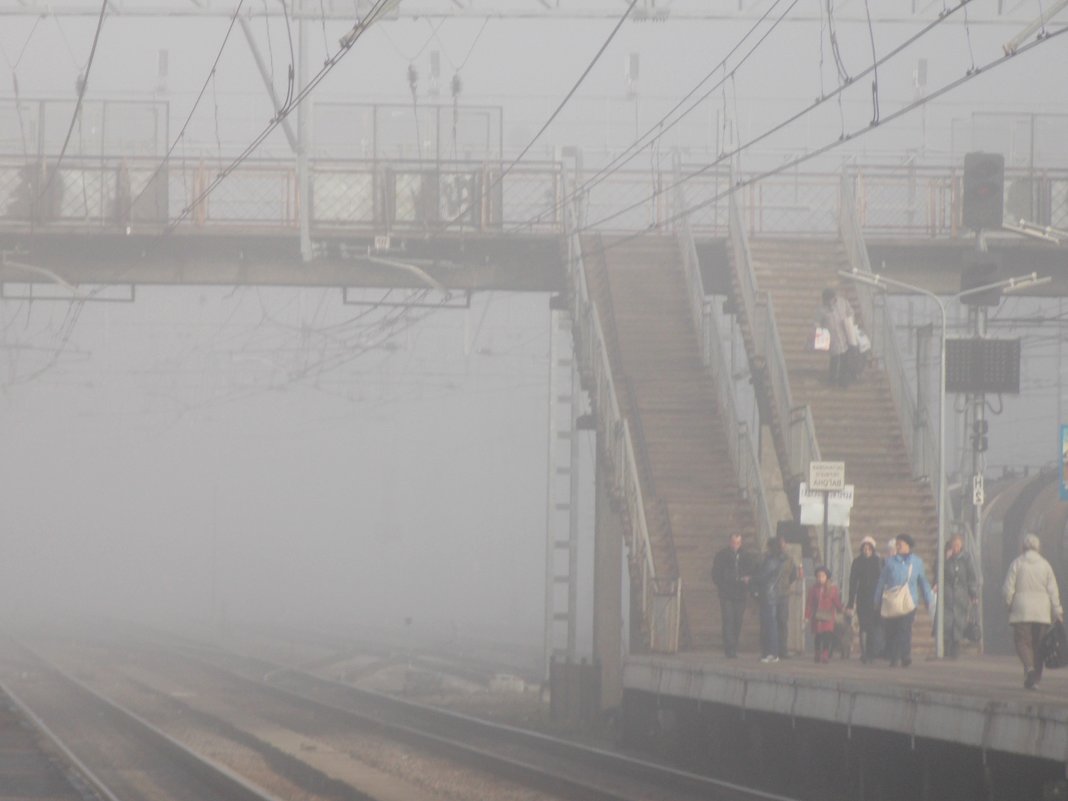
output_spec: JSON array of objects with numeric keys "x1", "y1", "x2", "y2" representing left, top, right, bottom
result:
[
  {"x1": 799, "y1": 482, "x2": 855, "y2": 527},
  {"x1": 808, "y1": 461, "x2": 846, "y2": 492}
]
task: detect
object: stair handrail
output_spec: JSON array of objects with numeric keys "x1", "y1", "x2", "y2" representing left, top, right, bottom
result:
[
  {"x1": 839, "y1": 172, "x2": 941, "y2": 493},
  {"x1": 672, "y1": 158, "x2": 774, "y2": 551},
  {"x1": 564, "y1": 180, "x2": 681, "y2": 654},
  {"x1": 727, "y1": 183, "x2": 822, "y2": 482},
  {"x1": 726, "y1": 176, "x2": 851, "y2": 590}
]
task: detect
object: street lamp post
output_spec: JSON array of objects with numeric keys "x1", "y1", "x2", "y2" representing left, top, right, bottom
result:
[{"x1": 838, "y1": 267, "x2": 1049, "y2": 659}]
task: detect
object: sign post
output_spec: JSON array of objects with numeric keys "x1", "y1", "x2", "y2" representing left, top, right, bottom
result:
[{"x1": 807, "y1": 461, "x2": 846, "y2": 562}]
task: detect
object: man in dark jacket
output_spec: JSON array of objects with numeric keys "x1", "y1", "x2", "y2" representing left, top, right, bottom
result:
[
  {"x1": 712, "y1": 533, "x2": 758, "y2": 658},
  {"x1": 756, "y1": 535, "x2": 797, "y2": 662}
]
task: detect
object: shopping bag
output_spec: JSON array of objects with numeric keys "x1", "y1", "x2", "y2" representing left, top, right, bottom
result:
[
  {"x1": 1041, "y1": 620, "x2": 1068, "y2": 669},
  {"x1": 813, "y1": 327, "x2": 830, "y2": 351},
  {"x1": 854, "y1": 322, "x2": 872, "y2": 353},
  {"x1": 962, "y1": 605, "x2": 982, "y2": 643}
]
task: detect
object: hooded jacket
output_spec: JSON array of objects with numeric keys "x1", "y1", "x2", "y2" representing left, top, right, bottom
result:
[{"x1": 1003, "y1": 550, "x2": 1063, "y2": 625}]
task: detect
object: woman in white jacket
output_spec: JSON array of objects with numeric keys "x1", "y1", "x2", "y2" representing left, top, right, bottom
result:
[{"x1": 1003, "y1": 533, "x2": 1064, "y2": 689}]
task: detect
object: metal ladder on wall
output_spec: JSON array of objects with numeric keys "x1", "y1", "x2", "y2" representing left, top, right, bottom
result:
[{"x1": 543, "y1": 294, "x2": 582, "y2": 679}]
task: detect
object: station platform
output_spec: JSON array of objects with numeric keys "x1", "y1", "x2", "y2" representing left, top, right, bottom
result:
[{"x1": 624, "y1": 650, "x2": 1068, "y2": 764}]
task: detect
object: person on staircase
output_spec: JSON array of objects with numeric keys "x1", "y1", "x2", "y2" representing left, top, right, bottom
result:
[
  {"x1": 847, "y1": 535, "x2": 884, "y2": 663},
  {"x1": 933, "y1": 534, "x2": 980, "y2": 659},
  {"x1": 712, "y1": 533, "x2": 758, "y2": 659},
  {"x1": 874, "y1": 534, "x2": 934, "y2": 668},
  {"x1": 806, "y1": 565, "x2": 843, "y2": 663},
  {"x1": 818, "y1": 287, "x2": 858, "y2": 387},
  {"x1": 757, "y1": 535, "x2": 798, "y2": 663},
  {"x1": 1002, "y1": 533, "x2": 1063, "y2": 690}
]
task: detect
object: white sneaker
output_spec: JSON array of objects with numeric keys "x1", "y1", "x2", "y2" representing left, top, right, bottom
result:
[{"x1": 760, "y1": 655, "x2": 779, "y2": 663}]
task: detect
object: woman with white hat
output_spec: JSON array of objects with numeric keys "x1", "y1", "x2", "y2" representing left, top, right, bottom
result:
[
  {"x1": 848, "y1": 535, "x2": 883, "y2": 662},
  {"x1": 1003, "y1": 533, "x2": 1063, "y2": 689}
]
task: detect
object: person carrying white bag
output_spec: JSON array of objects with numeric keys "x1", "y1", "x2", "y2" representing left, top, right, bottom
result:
[
  {"x1": 873, "y1": 534, "x2": 934, "y2": 668},
  {"x1": 816, "y1": 287, "x2": 858, "y2": 387}
]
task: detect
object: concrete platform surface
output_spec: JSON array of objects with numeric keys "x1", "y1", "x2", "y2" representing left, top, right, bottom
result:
[{"x1": 624, "y1": 651, "x2": 1068, "y2": 763}]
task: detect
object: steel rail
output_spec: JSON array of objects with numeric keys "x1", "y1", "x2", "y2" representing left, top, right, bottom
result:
[
  {"x1": 3, "y1": 641, "x2": 292, "y2": 801},
  {"x1": 160, "y1": 638, "x2": 802, "y2": 801}
]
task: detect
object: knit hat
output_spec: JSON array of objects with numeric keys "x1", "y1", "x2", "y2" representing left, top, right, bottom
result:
[
  {"x1": 860, "y1": 536, "x2": 877, "y2": 550},
  {"x1": 896, "y1": 533, "x2": 915, "y2": 549}
]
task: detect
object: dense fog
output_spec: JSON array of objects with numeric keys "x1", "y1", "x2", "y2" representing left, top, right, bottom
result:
[{"x1": 0, "y1": 1, "x2": 1065, "y2": 650}]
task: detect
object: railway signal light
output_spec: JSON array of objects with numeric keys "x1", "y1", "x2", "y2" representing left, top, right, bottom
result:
[{"x1": 962, "y1": 152, "x2": 1004, "y2": 231}]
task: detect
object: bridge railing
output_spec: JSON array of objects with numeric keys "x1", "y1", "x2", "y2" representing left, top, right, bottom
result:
[
  {"x1": 563, "y1": 178, "x2": 680, "y2": 654},
  {"x1": 673, "y1": 157, "x2": 774, "y2": 552},
  {"x1": 2, "y1": 153, "x2": 1064, "y2": 238}
]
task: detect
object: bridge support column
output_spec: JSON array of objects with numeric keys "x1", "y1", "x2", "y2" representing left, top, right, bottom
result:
[{"x1": 593, "y1": 448, "x2": 624, "y2": 712}]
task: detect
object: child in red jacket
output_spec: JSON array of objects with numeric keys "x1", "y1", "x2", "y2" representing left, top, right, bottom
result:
[{"x1": 806, "y1": 565, "x2": 844, "y2": 663}]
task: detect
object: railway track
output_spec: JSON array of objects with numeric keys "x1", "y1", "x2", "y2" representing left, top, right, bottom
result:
[
  {"x1": 0, "y1": 637, "x2": 303, "y2": 801},
  {"x1": 33, "y1": 630, "x2": 801, "y2": 801}
]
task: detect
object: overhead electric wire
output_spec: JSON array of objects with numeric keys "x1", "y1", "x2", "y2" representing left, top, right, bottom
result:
[
  {"x1": 572, "y1": 22, "x2": 1068, "y2": 262},
  {"x1": 440, "y1": 0, "x2": 640, "y2": 231},
  {"x1": 166, "y1": 0, "x2": 395, "y2": 233},
  {"x1": 569, "y1": 0, "x2": 978, "y2": 236},
  {"x1": 39, "y1": 0, "x2": 108, "y2": 202},
  {"x1": 507, "y1": 0, "x2": 973, "y2": 237},
  {"x1": 126, "y1": 0, "x2": 248, "y2": 218},
  {"x1": 502, "y1": 0, "x2": 798, "y2": 234}
]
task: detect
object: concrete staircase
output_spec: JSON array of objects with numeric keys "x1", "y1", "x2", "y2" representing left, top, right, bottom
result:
[
  {"x1": 582, "y1": 234, "x2": 760, "y2": 651},
  {"x1": 743, "y1": 237, "x2": 939, "y2": 653}
]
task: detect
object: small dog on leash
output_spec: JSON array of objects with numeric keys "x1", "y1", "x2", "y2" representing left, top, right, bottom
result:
[{"x1": 829, "y1": 616, "x2": 854, "y2": 660}]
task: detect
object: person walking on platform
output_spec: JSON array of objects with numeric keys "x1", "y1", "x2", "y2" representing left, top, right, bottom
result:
[
  {"x1": 847, "y1": 535, "x2": 883, "y2": 663},
  {"x1": 935, "y1": 534, "x2": 980, "y2": 659},
  {"x1": 756, "y1": 535, "x2": 797, "y2": 663},
  {"x1": 806, "y1": 565, "x2": 843, "y2": 663},
  {"x1": 1003, "y1": 533, "x2": 1063, "y2": 690},
  {"x1": 712, "y1": 533, "x2": 758, "y2": 659},
  {"x1": 874, "y1": 534, "x2": 934, "y2": 668}
]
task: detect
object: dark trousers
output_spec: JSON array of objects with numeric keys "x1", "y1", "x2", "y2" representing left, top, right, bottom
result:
[
  {"x1": 1013, "y1": 622, "x2": 1049, "y2": 677},
  {"x1": 885, "y1": 611, "x2": 916, "y2": 664},
  {"x1": 814, "y1": 631, "x2": 834, "y2": 660},
  {"x1": 720, "y1": 596, "x2": 746, "y2": 657},
  {"x1": 777, "y1": 597, "x2": 790, "y2": 657},
  {"x1": 759, "y1": 599, "x2": 779, "y2": 657},
  {"x1": 859, "y1": 617, "x2": 882, "y2": 661}
]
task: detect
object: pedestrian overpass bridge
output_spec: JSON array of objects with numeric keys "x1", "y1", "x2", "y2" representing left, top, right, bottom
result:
[{"x1": 2, "y1": 153, "x2": 1067, "y2": 678}]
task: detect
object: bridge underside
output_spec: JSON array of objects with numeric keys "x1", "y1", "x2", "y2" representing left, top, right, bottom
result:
[{"x1": 0, "y1": 229, "x2": 1065, "y2": 294}]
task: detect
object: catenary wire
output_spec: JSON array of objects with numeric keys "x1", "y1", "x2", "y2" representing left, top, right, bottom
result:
[
  {"x1": 571, "y1": 0, "x2": 978, "y2": 235},
  {"x1": 126, "y1": 0, "x2": 248, "y2": 215},
  {"x1": 38, "y1": 0, "x2": 108, "y2": 203},
  {"x1": 571, "y1": 24, "x2": 1068, "y2": 263},
  {"x1": 507, "y1": 0, "x2": 972, "y2": 236},
  {"x1": 501, "y1": 0, "x2": 798, "y2": 235},
  {"x1": 165, "y1": 0, "x2": 395, "y2": 233},
  {"x1": 439, "y1": 0, "x2": 641, "y2": 231}
]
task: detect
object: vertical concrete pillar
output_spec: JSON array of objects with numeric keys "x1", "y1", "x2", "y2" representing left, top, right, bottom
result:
[{"x1": 593, "y1": 450, "x2": 624, "y2": 712}]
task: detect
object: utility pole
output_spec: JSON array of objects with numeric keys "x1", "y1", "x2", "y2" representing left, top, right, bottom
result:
[{"x1": 297, "y1": 0, "x2": 313, "y2": 263}]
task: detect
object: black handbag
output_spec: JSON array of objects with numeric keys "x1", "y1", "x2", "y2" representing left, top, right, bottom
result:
[
  {"x1": 962, "y1": 606, "x2": 981, "y2": 643},
  {"x1": 1040, "y1": 621, "x2": 1068, "y2": 670}
]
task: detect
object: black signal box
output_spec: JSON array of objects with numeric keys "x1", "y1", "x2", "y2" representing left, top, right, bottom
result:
[
  {"x1": 946, "y1": 338, "x2": 1021, "y2": 394},
  {"x1": 962, "y1": 152, "x2": 1005, "y2": 231}
]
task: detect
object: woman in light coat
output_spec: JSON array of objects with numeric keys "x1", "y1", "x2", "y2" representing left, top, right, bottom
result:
[{"x1": 1002, "y1": 533, "x2": 1064, "y2": 689}]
